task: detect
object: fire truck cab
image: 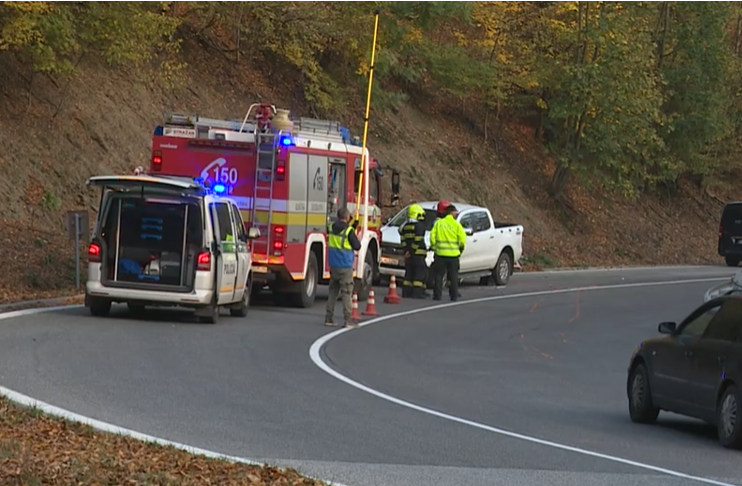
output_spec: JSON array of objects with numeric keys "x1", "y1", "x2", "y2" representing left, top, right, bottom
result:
[{"x1": 149, "y1": 103, "x2": 400, "y2": 308}]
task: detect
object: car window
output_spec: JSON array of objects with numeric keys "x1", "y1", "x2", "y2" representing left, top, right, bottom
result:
[
  {"x1": 228, "y1": 202, "x2": 247, "y2": 242},
  {"x1": 703, "y1": 299, "x2": 742, "y2": 342},
  {"x1": 679, "y1": 305, "x2": 722, "y2": 338},
  {"x1": 459, "y1": 212, "x2": 475, "y2": 230},
  {"x1": 211, "y1": 202, "x2": 234, "y2": 242},
  {"x1": 473, "y1": 211, "x2": 491, "y2": 233}
]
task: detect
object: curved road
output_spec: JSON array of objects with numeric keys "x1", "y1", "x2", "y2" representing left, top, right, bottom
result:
[{"x1": 1, "y1": 266, "x2": 740, "y2": 486}]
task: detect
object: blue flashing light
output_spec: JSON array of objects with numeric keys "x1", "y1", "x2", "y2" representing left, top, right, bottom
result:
[
  {"x1": 213, "y1": 183, "x2": 227, "y2": 195},
  {"x1": 154, "y1": 126, "x2": 164, "y2": 136},
  {"x1": 280, "y1": 136, "x2": 293, "y2": 146}
]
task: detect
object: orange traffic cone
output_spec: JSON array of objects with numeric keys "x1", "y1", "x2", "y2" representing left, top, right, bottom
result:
[
  {"x1": 384, "y1": 275, "x2": 401, "y2": 304},
  {"x1": 362, "y1": 289, "x2": 380, "y2": 316},
  {"x1": 350, "y1": 291, "x2": 362, "y2": 321}
]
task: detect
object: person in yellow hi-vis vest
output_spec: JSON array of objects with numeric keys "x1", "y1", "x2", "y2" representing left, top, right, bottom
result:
[
  {"x1": 325, "y1": 207, "x2": 361, "y2": 328},
  {"x1": 430, "y1": 203, "x2": 466, "y2": 302}
]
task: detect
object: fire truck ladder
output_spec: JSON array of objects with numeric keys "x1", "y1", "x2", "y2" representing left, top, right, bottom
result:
[{"x1": 251, "y1": 130, "x2": 283, "y2": 257}]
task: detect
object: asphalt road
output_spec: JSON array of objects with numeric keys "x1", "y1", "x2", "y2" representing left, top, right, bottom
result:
[{"x1": 0, "y1": 265, "x2": 740, "y2": 486}]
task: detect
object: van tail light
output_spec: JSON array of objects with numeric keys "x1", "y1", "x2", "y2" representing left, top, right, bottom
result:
[
  {"x1": 152, "y1": 150, "x2": 162, "y2": 171},
  {"x1": 197, "y1": 251, "x2": 211, "y2": 271},
  {"x1": 88, "y1": 242, "x2": 101, "y2": 263}
]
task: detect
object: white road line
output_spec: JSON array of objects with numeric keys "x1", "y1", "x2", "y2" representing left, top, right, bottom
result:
[
  {"x1": 0, "y1": 305, "x2": 349, "y2": 486},
  {"x1": 309, "y1": 276, "x2": 739, "y2": 486}
]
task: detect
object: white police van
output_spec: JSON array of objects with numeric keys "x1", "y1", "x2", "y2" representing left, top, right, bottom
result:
[{"x1": 84, "y1": 171, "x2": 259, "y2": 324}]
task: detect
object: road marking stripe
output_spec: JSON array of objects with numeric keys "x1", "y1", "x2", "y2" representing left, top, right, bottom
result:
[
  {"x1": 0, "y1": 306, "x2": 349, "y2": 486},
  {"x1": 309, "y1": 276, "x2": 739, "y2": 486}
]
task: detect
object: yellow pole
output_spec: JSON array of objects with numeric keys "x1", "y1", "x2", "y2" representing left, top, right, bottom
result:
[{"x1": 354, "y1": 7, "x2": 381, "y2": 227}]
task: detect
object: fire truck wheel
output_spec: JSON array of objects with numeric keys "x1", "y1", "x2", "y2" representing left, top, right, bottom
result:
[
  {"x1": 289, "y1": 252, "x2": 318, "y2": 308},
  {"x1": 354, "y1": 250, "x2": 375, "y2": 302}
]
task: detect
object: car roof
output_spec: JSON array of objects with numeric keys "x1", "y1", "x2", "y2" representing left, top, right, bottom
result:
[{"x1": 413, "y1": 201, "x2": 484, "y2": 212}]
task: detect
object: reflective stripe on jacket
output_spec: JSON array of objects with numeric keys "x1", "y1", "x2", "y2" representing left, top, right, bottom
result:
[
  {"x1": 401, "y1": 220, "x2": 428, "y2": 257},
  {"x1": 430, "y1": 214, "x2": 466, "y2": 257},
  {"x1": 328, "y1": 223, "x2": 355, "y2": 268}
]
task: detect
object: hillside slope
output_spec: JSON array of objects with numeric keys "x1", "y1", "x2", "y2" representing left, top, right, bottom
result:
[{"x1": 0, "y1": 36, "x2": 734, "y2": 304}]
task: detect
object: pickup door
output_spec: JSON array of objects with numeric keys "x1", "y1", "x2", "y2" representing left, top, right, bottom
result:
[{"x1": 458, "y1": 209, "x2": 524, "y2": 274}]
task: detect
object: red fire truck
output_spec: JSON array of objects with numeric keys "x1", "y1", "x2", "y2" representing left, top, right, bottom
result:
[{"x1": 149, "y1": 102, "x2": 400, "y2": 308}]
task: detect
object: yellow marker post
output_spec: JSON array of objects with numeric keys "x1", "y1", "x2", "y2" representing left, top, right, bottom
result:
[{"x1": 354, "y1": 7, "x2": 381, "y2": 233}]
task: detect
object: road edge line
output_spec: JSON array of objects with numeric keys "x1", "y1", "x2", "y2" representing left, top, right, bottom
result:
[
  {"x1": 309, "y1": 276, "x2": 739, "y2": 486},
  {"x1": 0, "y1": 307, "x2": 350, "y2": 486}
]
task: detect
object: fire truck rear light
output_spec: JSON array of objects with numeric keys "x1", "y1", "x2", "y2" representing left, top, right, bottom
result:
[
  {"x1": 88, "y1": 243, "x2": 101, "y2": 263},
  {"x1": 274, "y1": 226, "x2": 284, "y2": 234},
  {"x1": 152, "y1": 150, "x2": 162, "y2": 171},
  {"x1": 276, "y1": 162, "x2": 285, "y2": 181},
  {"x1": 197, "y1": 251, "x2": 211, "y2": 271},
  {"x1": 273, "y1": 241, "x2": 283, "y2": 250}
]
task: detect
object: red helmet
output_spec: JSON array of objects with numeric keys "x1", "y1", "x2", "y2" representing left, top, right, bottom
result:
[{"x1": 437, "y1": 200, "x2": 451, "y2": 214}]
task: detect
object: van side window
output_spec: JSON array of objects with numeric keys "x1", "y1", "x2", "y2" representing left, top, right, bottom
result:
[
  {"x1": 229, "y1": 203, "x2": 247, "y2": 241},
  {"x1": 211, "y1": 202, "x2": 234, "y2": 242}
]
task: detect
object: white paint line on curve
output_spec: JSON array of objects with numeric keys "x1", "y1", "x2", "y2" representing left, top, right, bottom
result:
[
  {"x1": 309, "y1": 276, "x2": 739, "y2": 486},
  {"x1": 0, "y1": 306, "x2": 349, "y2": 486}
]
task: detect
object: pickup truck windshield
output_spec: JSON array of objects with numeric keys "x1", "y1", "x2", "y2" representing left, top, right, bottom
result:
[{"x1": 388, "y1": 208, "x2": 438, "y2": 232}]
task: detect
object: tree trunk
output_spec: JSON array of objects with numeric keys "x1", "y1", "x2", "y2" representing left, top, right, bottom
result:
[{"x1": 548, "y1": 165, "x2": 572, "y2": 199}]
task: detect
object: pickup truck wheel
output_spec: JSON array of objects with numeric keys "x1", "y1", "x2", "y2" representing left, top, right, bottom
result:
[
  {"x1": 726, "y1": 256, "x2": 740, "y2": 267},
  {"x1": 493, "y1": 252, "x2": 512, "y2": 286}
]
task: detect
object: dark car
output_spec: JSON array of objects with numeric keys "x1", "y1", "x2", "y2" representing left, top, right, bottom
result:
[
  {"x1": 718, "y1": 202, "x2": 742, "y2": 267},
  {"x1": 627, "y1": 294, "x2": 742, "y2": 448}
]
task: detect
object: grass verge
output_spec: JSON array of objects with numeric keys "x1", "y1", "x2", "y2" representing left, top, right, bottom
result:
[{"x1": 0, "y1": 395, "x2": 329, "y2": 486}]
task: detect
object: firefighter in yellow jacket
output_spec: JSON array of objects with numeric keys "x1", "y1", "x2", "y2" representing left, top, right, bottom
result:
[
  {"x1": 430, "y1": 203, "x2": 466, "y2": 301},
  {"x1": 400, "y1": 204, "x2": 430, "y2": 299}
]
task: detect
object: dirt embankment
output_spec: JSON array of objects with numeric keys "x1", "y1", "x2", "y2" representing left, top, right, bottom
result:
[{"x1": 0, "y1": 37, "x2": 735, "y2": 304}]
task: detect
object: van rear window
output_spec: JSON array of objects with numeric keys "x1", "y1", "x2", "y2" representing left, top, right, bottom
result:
[
  {"x1": 100, "y1": 195, "x2": 204, "y2": 286},
  {"x1": 722, "y1": 204, "x2": 742, "y2": 226}
]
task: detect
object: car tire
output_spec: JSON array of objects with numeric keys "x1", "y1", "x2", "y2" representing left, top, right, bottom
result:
[
  {"x1": 289, "y1": 252, "x2": 318, "y2": 308},
  {"x1": 493, "y1": 252, "x2": 512, "y2": 286},
  {"x1": 354, "y1": 250, "x2": 376, "y2": 302},
  {"x1": 726, "y1": 256, "x2": 740, "y2": 267},
  {"x1": 717, "y1": 384, "x2": 742, "y2": 449},
  {"x1": 88, "y1": 296, "x2": 111, "y2": 317},
  {"x1": 127, "y1": 303, "x2": 146, "y2": 315},
  {"x1": 198, "y1": 305, "x2": 219, "y2": 324},
  {"x1": 230, "y1": 278, "x2": 251, "y2": 318},
  {"x1": 627, "y1": 363, "x2": 660, "y2": 424}
]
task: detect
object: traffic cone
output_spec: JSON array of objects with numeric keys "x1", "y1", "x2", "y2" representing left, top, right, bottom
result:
[
  {"x1": 384, "y1": 275, "x2": 402, "y2": 304},
  {"x1": 350, "y1": 291, "x2": 362, "y2": 321},
  {"x1": 362, "y1": 289, "x2": 380, "y2": 316}
]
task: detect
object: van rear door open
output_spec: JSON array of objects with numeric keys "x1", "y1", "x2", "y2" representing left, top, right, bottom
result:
[{"x1": 87, "y1": 175, "x2": 208, "y2": 292}]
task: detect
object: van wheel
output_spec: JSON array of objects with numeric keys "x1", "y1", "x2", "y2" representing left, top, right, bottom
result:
[
  {"x1": 230, "y1": 279, "x2": 251, "y2": 317},
  {"x1": 290, "y1": 252, "x2": 318, "y2": 308},
  {"x1": 494, "y1": 252, "x2": 512, "y2": 286},
  {"x1": 726, "y1": 256, "x2": 740, "y2": 267},
  {"x1": 88, "y1": 296, "x2": 111, "y2": 317},
  {"x1": 198, "y1": 305, "x2": 219, "y2": 324},
  {"x1": 354, "y1": 250, "x2": 375, "y2": 302}
]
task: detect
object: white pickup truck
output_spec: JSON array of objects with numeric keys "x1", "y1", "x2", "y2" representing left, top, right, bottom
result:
[{"x1": 378, "y1": 201, "x2": 524, "y2": 286}]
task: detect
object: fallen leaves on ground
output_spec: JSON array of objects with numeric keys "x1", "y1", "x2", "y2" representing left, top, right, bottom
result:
[{"x1": 0, "y1": 396, "x2": 328, "y2": 486}]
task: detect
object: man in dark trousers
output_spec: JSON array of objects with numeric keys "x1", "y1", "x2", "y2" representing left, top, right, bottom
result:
[
  {"x1": 433, "y1": 201, "x2": 462, "y2": 298},
  {"x1": 430, "y1": 203, "x2": 466, "y2": 301},
  {"x1": 325, "y1": 207, "x2": 361, "y2": 328},
  {"x1": 400, "y1": 204, "x2": 430, "y2": 299}
]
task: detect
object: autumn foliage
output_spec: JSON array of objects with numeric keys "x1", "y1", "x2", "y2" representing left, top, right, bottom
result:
[{"x1": 2, "y1": 1, "x2": 741, "y2": 198}]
